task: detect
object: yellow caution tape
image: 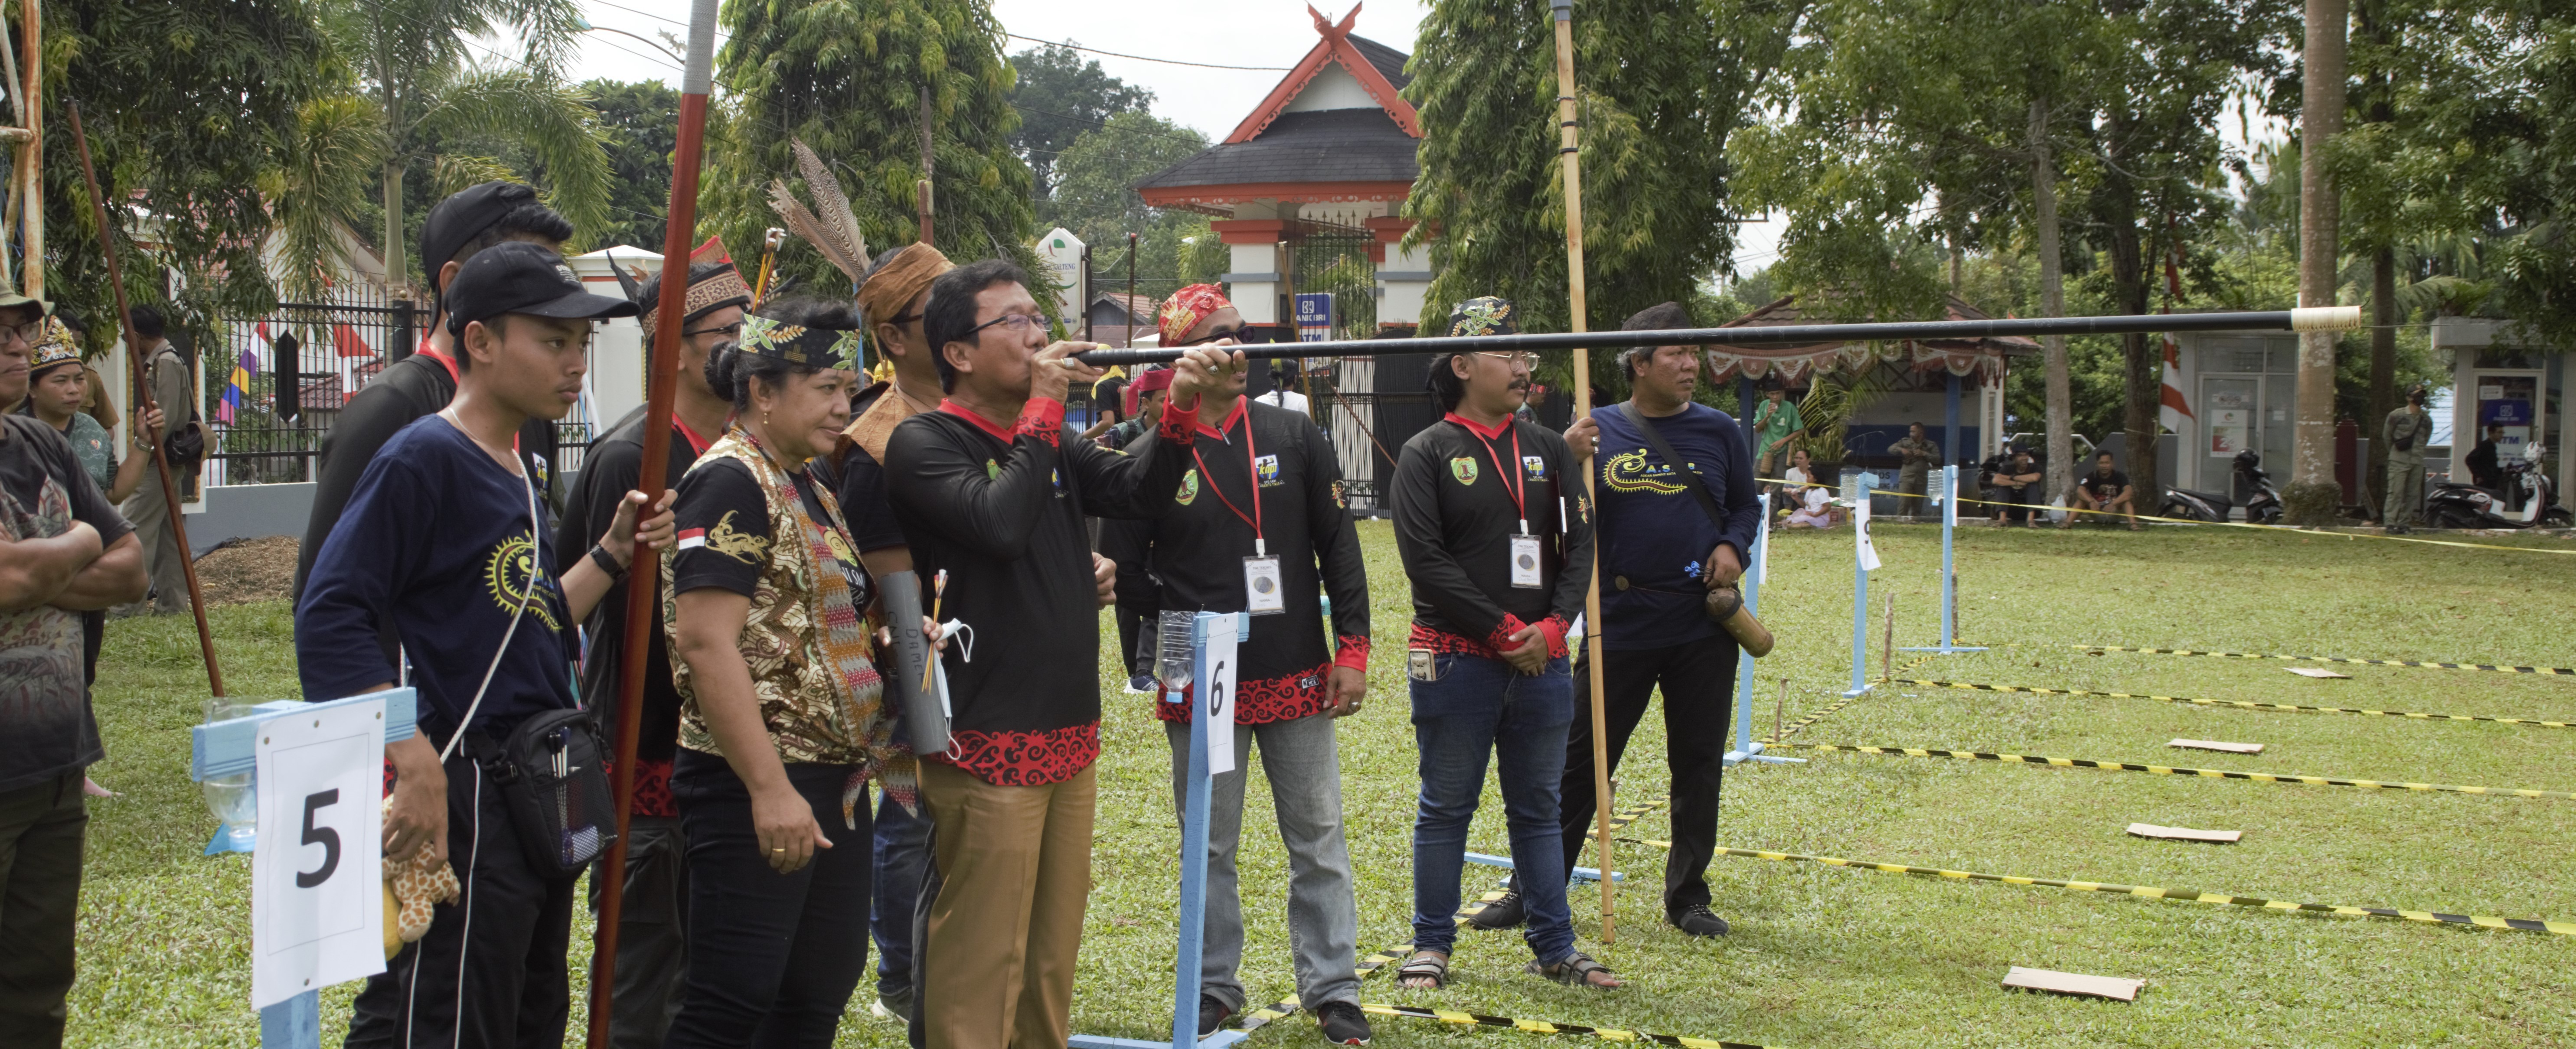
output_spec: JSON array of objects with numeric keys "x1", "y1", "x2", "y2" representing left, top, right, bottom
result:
[
  {"x1": 1896, "y1": 678, "x2": 2576, "y2": 728},
  {"x1": 1770, "y1": 742, "x2": 2576, "y2": 799},
  {"x1": 1621, "y1": 838, "x2": 2576, "y2": 937},
  {"x1": 2077, "y1": 644, "x2": 2576, "y2": 677},
  {"x1": 1757, "y1": 476, "x2": 2576, "y2": 556},
  {"x1": 1361, "y1": 1003, "x2": 1772, "y2": 1049},
  {"x1": 1240, "y1": 797, "x2": 1674, "y2": 1033}
]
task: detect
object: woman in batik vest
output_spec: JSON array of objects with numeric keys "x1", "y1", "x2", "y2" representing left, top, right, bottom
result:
[{"x1": 662, "y1": 300, "x2": 917, "y2": 1048}]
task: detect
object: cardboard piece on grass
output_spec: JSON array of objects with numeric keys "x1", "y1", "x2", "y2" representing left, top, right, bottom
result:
[
  {"x1": 2169, "y1": 738, "x2": 2264, "y2": 754},
  {"x1": 2003, "y1": 966, "x2": 2142, "y2": 1001},
  {"x1": 2126, "y1": 822, "x2": 2243, "y2": 843},
  {"x1": 2286, "y1": 667, "x2": 2352, "y2": 678}
]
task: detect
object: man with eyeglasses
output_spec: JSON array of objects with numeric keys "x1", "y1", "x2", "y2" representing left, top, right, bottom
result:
[
  {"x1": 1097, "y1": 284, "x2": 1376, "y2": 1044},
  {"x1": 1389, "y1": 297, "x2": 1610, "y2": 992},
  {"x1": 0, "y1": 285, "x2": 148, "y2": 1049},
  {"x1": 886, "y1": 259, "x2": 1243, "y2": 1049},
  {"x1": 555, "y1": 259, "x2": 748, "y2": 1048}
]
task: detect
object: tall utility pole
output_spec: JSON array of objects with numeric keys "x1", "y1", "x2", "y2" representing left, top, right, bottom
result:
[
  {"x1": 917, "y1": 85, "x2": 935, "y2": 244},
  {"x1": 2287, "y1": 0, "x2": 2349, "y2": 524}
]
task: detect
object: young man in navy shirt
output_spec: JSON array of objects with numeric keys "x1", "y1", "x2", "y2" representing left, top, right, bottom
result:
[
  {"x1": 298, "y1": 241, "x2": 673, "y2": 1048},
  {"x1": 1500, "y1": 301, "x2": 1761, "y2": 938}
]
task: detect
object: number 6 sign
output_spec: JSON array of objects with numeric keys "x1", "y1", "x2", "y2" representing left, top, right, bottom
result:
[{"x1": 251, "y1": 697, "x2": 386, "y2": 1008}]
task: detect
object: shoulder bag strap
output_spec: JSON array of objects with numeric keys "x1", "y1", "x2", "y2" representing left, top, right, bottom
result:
[{"x1": 1618, "y1": 402, "x2": 1727, "y2": 529}]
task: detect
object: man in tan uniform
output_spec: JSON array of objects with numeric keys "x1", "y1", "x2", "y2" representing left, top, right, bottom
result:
[
  {"x1": 120, "y1": 307, "x2": 197, "y2": 615},
  {"x1": 2381, "y1": 387, "x2": 2432, "y2": 533}
]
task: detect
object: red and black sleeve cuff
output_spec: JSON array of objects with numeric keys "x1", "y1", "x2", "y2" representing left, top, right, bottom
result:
[
  {"x1": 1016, "y1": 397, "x2": 1065, "y2": 447},
  {"x1": 1332, "y1": 634, "x2": 1371, "y2": 672}
]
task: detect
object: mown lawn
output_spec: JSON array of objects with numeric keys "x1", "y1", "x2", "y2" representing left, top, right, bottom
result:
[{"x1": 72, "y1": 520, "x2": 2576, "y2": 1047}]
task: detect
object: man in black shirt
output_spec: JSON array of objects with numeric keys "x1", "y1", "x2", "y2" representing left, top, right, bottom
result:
[
  {"x1": 885, "y1": 259, "x2": 1239, "y2": 1049},
  {"x1": 556, "y1": 259, "x2": 749, "y2": 1048},
  {"x1": 1996, "y1": 447, "x2": 2043, "y2": 526},
  {"x1": 1389, "y1": 296, "x2": 1607, "y2": 991},
  {"x1": 2067, "y1": 450, "x2": 2140, "y2": 530},
  {"x1": 2466, "y1": 424, "x2": 2506, "y2": 491},
  {"x1": 0, "y1": 290, "x2": 147, "y2": 1048},
  {"x1": 1097, "y1": 289, "x2": 1375, "y2": 1044},
  {"x1": 295, "y1": 182, "x2": 577, "y2": 606}
]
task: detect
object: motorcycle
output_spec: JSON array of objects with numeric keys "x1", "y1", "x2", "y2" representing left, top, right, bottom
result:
[
  {"x1": 2424, "y1": 443, "x2": 2571, "y2": 529},
  {"x1": 2158, "y1": 450, "x2": 2282, "y2": 523}
]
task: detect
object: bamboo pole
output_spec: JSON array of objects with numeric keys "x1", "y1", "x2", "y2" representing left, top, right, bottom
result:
[
  {"x1": 19, "y1": 0, "x2": 39, "y2": 301},
  {"x1": 590, "y1": 0, "x2": 719, "y2": 1043},
  {"x1": 65, "y1": 101, "x2": 222, "y2": 697},
  {"x1": 1550, "y1": 0, "x2": 1616, "y2": 945}
]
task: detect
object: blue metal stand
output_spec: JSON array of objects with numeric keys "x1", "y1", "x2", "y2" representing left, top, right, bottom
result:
[
  {"x1": 189, "y1": 691, "x2": 418, "y2": 1049},
  {"x1": 1069, "y1": 612, "x2": 1250, "y2": 1049},
  {"x1": 1903, "y1": 465, "x2": 1986, "y2": 655},
  {"x1": 1724, "y1": 494, "x2": 1799, "y2": 767}
]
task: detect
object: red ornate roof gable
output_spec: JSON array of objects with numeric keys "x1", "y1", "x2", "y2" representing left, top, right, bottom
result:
[{"x1": 1224, "y1": 5, "x2": 1421, "y2": 144}]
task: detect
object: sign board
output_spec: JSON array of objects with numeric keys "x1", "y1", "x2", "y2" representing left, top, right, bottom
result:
[
  {"x1": 1197, "y1": 612, "x2": 1240, "y2": 775},
  {"x1": 1293, "y1": 293, "x2": 1335, "y2": 342},
  {"x1": 1037, "y1": 228, "x2": 1087, "y2": 330},
  {"x1": 1854, "y1": 494, "x2": 1881, "y2": 572},
  {"x1": 252, "y1": 698, "x2": 386, "y2": 1008}
]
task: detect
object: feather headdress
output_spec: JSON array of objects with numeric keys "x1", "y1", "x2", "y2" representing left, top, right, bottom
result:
[{"x1": 769, "y1": 139, "x2": 871, "y2": 287}]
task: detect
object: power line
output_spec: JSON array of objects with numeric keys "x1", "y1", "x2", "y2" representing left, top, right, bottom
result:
[{"x1": 1006, "y1": 34, "x2": 1292, "y2": 72}]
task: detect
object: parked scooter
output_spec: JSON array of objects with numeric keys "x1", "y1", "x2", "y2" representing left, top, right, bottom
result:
[
  {"x1": 2424, "y1": 443, "x2": 2571, "y2": 529},
  {"x1": 2157, "y1": 450, "x2": 2282, "y2": 523}
]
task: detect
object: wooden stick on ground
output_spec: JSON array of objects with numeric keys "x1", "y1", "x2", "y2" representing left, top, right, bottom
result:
[
  {"x1": 1549, "y1": 0, "x2": 1615, "y2": 945},
  {"x1": 65, "y1": 100, "x2": 222, "y2": 698}
]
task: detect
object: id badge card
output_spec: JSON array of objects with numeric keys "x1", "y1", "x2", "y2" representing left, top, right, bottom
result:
[
  {"x1": 1244, "y1": 555, "x2": 1286, "y2": 615},
  {"x1": 1508, "y1": 534, "x2": 1544, "y2": 589}
]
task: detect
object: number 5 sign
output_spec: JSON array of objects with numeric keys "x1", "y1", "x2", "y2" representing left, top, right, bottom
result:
[{"x1": 252, "y1": 697, "x2": 387, "y2": 1007}]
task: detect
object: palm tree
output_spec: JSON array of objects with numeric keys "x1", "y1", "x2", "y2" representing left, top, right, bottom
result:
[{"x1": 313, "y1": 0, "x2": 613, "y2": 293}]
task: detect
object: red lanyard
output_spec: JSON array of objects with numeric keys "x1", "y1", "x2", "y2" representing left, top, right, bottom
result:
[
  {"x1": 673, "y1": 417, "x2": 714, "y2": 457},
  {"x1": 1458, "y1": 417, "x2": 1528, "y2": 533},
  {"x1": 1192, "y1": 409, "x2": 1266, "y2": 554}
]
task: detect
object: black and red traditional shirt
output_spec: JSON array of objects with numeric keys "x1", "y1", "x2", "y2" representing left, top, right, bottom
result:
[
  {"x1": 1099, "y1": 399, "x2": 1370, "y2": 725},
  {"x1": 1391, "y1": 411, "x2": 1594, "y2": 661},
  {"x1": 885, "y1": 394, "x2": 1198, "y2": 785}
]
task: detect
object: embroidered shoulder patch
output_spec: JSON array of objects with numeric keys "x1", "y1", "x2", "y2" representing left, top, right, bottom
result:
[
  {"x1": 1177, "y1": 469, "x2": 1200, "y2": 505},
  {"x1": 985, "y1": 458, "x2": 1001, "y2": 480},
  {"x1": 703, "y1": 510, "x2": 770, "y2": 563},
  {"x1": 1450, "y1": 456, "x2": 1479, "y2": 485}
]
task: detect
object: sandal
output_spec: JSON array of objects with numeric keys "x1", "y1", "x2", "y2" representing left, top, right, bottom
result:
[
  {"x1": 1396, "y1": 949, "x2": 1450, "y2": 989},
  {"x1": 1527, "y1": 951, "x2": 1620, "y2": 989}
]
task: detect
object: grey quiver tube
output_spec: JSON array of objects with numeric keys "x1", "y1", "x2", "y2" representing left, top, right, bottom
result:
[{"x1": 877, "y1": 570, "x2": 950, "y2": 754}]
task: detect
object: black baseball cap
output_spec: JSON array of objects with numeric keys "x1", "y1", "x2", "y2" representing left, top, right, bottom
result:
[
  {"x1": 421, "y1": 182, "x2": 538, "y2": 281},
  {"x1": 445, "y1": 241, "x2": 639, "y2": 335}
]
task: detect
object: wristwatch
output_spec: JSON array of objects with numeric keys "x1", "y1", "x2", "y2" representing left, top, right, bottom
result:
[{"x1": 589, "y1": 544, "x2": 628, "y2": 582}]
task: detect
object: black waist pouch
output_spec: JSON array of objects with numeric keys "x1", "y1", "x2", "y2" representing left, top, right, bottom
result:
[{"x1": 467, "y1": 708, "x2": 619, "y2": 880}]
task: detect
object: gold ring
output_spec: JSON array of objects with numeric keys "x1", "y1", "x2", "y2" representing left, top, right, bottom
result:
[{"x1": 772, "y1": 847, "x2": 786, "y2": 853}]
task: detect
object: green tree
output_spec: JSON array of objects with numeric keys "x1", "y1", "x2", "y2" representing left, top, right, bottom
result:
[
  {"x1": 322, "y1": 0, "x2": 614, "y2": 292},
  {"x1": 39, "y1": 0, "x2": 336, "y2": 330},
  {"x1": 1045, "y1": 111, "x2": 1218, "y2": 301},
  {"x1": 1008, "y1": 42, "x2": 1153, "y2": 204},
  {"x1": 583, "y1": 78, "x2": 680, "y2": 251},
  {"x1": 704, "y1": 0, "x2": 1038, "y2": 297},
  {"x1": 1404, "y1": 0, "x2": 1802, "y2": 395}
]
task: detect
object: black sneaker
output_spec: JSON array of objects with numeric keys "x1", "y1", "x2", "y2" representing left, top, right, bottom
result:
[
  {"x1": 1466, "y1": 884, "x2": 1526, "y2": 929},
  {"x1": 1315, "y1": 1000, "x2": 1372, "y2": 1045},
  {"x1": 1668, "y1": 904, "x2": 1730, "y2": 937},
  {"x1": 1199, "y1": 995, "x2": 1234, "y2": 1037},
  {"x1": 1128, "y1": 674, "x2": 1158, "y2": 694}
]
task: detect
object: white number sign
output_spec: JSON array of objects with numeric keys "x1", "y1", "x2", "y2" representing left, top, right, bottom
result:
[
  {"x1": 1198, "y1": 613, "x2": 1239, "y2": 775},
  {"x1": 252, "y1": 697, "x2": 386, "y2": 1008}
]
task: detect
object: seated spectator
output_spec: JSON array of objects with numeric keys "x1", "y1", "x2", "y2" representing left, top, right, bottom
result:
[
  {"x1": 2067, "y1": 451, "x2": 2141, "y2": 530},
  {"x1": 1995, "y1": 448, "x2": 2043, "y2": 527},
  {"x1": 1781, "y1": 448, "x2": 1838, "y2": 528}
]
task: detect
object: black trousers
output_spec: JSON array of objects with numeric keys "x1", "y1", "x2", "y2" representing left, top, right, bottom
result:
[
  {"x1": 1557, "y1": 637, "x2": 1736, "y2": 914},
  {"x1": 0, "y1": 772, "x2": 85, "y2": 1049},
  {"x1": 1114, "y1": 593, "x2": 1157, "y2": 679},
  {"x1": 346, "y1": 755, "x2": 577, "y2": 1049},
  {"x1": 594, "y1": 815, "x2": 687, "y2": 1049},
  {"x1": 664, "y1": 750, "x2": 872, "y2": 1049}
]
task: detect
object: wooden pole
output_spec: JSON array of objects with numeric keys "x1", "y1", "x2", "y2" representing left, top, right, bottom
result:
[
  {"x1": 19, "y1": 0, "x2": 40, "y2": 301},
  {"x1": 1550, "y1": 0, "x2": 1615, "y2": 944},
  {"x1": 65, "y1": 101, "x2": 221, "y2": 697},
  {"x1": 1125, "y1": 232, "x2": 1138, "y2": 348},
  {"x1": 590, "y1": 0, "x2": 718, "y2": 1043}
]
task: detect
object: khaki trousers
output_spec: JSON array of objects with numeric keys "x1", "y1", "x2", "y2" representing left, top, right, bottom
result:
[
  {"x1": 120, "y1": 470, "x2": 193, "y2": 614},
  {"x1": 917, "y1": 761, "x2": 1094, "y2": 1049}
]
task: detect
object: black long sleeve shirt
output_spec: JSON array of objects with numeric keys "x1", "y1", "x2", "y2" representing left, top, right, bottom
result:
[
  {"x1": 1099, "y1": 400, "x2": 1370, "y2": 725},
  {"x1": 1391, "y1": 412, "x2": 1594, "y2": 659},
  {"x1": 885, "y1": 396, "x2": 1198, "y2": 785}
]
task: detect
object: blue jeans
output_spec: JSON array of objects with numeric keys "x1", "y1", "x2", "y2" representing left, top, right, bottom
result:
[
  {"x1": 871, "y1": 790, "x2": 933, "y2": 999},
  {"x1": 1407, "y1": 651, "x2": 1577, "y2": 964}
]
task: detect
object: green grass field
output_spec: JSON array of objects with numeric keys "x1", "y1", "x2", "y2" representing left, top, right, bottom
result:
[{"x1": 69, "y1": 519, "x2": 2576, "y2": 1047}]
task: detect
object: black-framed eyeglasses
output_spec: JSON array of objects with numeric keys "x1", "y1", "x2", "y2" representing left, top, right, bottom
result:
[
  {"x1": 1176, "y1": 325, "x2": 1253, "y2": 347},
  {"x1": 683, "y1": 321, "x2": 743, "y2": 339},
  {"x1": 885, "y1": 309, "x2": 924, "y2": 327},
  {"x1": 963, "y1": 312, "x2": 1048, "y2": 339},
  {"x1": 0, "y1": 317, "x2": 43, "y2": 344}
]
